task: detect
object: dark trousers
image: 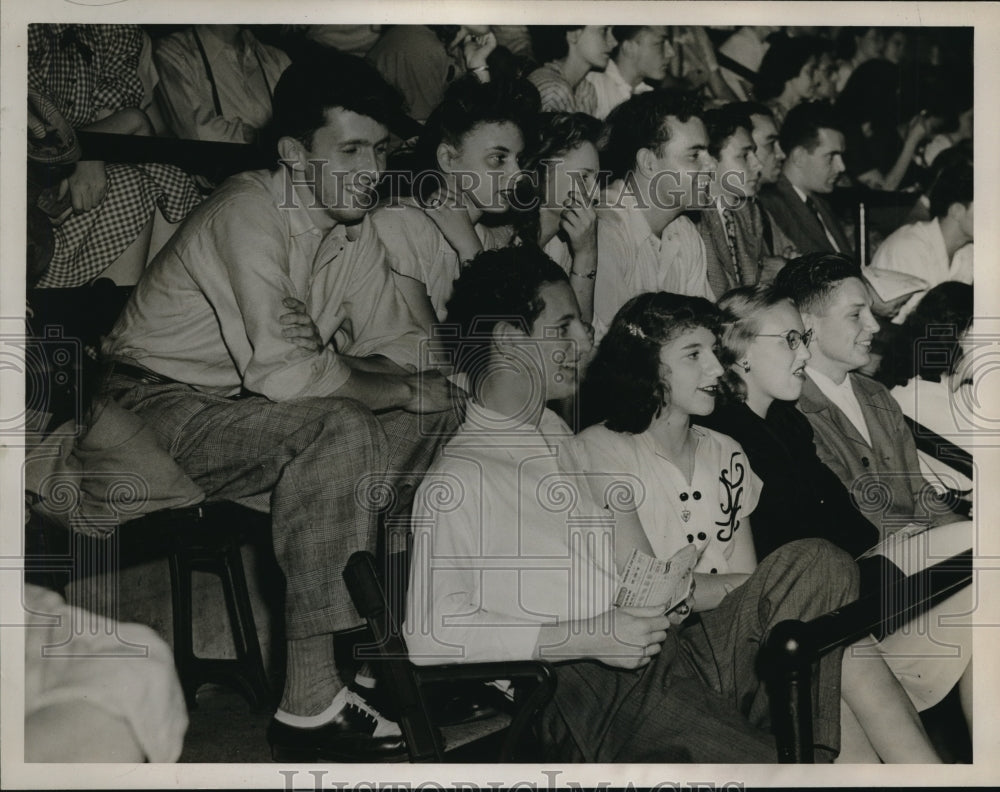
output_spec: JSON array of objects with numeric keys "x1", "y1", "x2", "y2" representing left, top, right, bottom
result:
[{"x1": 539, "y1": 539, "x2": 859, "y2": 763}]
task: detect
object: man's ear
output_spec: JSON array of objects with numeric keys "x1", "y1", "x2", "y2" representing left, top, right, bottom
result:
[
  {"x1": 799, "y1": 309, "x2": 818, "y2": 334},
  {"x1": 635, "y1": 146, "x2": 660, "y2": 179},
  {"x1": 785, "y1": 145, "x2": 805, "y2": 170},
  {"x1": 566, "y1": 28, "x2": 583, "y2": 49},
  {"x1": 619, "y1": 36, "x2": 638, "y2": 60},
  {"x1": 436, "y1": 141, "x2": 460, "y2": 173},
  {"x1": 277, "y1": 136, "x2": 307, "y2": 171},
  {"x1": 492, "y1": 319, "x2": 526, "y2": 357}
]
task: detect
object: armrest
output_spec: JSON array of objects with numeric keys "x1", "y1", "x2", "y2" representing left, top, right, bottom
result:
[
  {"x1": 343, "y1": 550, "x2": 557, "y2": 762},
  {"x1": 765, "y1": 549, "x2": 972, "y2": 762},
  {"x1": 902, "y1": 414, "x2": 973, "y2": 481}
]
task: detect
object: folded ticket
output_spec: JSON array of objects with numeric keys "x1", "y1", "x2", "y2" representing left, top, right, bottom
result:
[{"x1": 614, "y1": 544, "x2": 699, "y2": 611}]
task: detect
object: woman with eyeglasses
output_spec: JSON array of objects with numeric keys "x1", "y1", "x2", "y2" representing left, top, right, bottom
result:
[
  {"x1": 700, "y1": 284, "x2": 881, "y2": 562},
  {"x1": 703, "y1": 283, "x2": 972, "y2": 736}
]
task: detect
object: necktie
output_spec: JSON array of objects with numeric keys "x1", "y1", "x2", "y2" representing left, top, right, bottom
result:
[
  {"x1": 805, "y1": 195, "x2": 841, "y2": 253},
  {"x1": 721, "y1": 207, "x2": 745, "y2": 286}
]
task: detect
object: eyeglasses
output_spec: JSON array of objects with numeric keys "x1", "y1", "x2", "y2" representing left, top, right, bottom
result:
[{"x1": 756, "y1": 328, "x2": 814, "y2": 350}]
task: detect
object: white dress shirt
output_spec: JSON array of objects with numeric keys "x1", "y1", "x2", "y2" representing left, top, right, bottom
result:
[
  {"x1": 870, "y1": 218, "x2": 974, "y2": 323},
  {"x1": 404, "y1": 403, "x2": 618, "y2": 664},
  {"x1": 594, "y1": 181, "x2": 712, "y2": 338},
  {"x1": 584, "y1": 58, "x2": 652, "y2": 120}
]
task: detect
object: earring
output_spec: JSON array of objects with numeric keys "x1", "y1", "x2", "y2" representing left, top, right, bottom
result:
[{"x1": 740, "y1": 361, "x2": 751, "y2": 373}]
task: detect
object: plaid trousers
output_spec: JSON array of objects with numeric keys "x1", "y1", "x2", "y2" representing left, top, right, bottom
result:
[
  {"x1": 107, "y1": 375, "x2": 458, "y2": 640},
  {"x1": 539, "y1": 539, "x2": 859, "y2": 763}
]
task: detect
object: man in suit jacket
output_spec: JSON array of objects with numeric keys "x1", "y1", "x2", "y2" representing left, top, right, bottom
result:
[
  {"x1": 774, "y1": 253, "x2": 961, "y2": 537},
  {"x1": 759, "y1": 101, "x2": 853, "y2": 256},
  {"x1": 698, "y1": 104, "x2": 790, "y2": 297}
]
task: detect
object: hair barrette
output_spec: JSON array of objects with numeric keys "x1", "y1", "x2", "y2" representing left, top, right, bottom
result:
[{"x1": 624, "y1": 322, "x2": 647, "y2": 340}]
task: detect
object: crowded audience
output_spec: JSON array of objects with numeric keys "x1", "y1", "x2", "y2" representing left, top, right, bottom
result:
[{"x1": 24, "y1": 22, "x2": 975, "y2": 764}]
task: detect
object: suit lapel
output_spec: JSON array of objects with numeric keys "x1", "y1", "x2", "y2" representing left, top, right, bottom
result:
[
  {"x1": 849, "y1": 375, "x2": 888, "y2": 453},
  {"x1": 799, "y1": 374, "x2": 871, "y2": 449},
  {"x1": 811, "y1": 192, "x2": 853, "y2": 254},
  {"x1": 774, "y1": 177, "x2": 831, "y2": 253}
]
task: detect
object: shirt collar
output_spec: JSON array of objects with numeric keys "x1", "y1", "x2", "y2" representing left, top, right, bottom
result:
[
  {"x1": 806, "y1": 365, "x2": 854, "y2": 395},
  {"x1": 271, "y1": 167, "x2": 364, "y2": 242},
  {"x1": 603, "y1": 59, "x2": 632, "y2": 93},
  {"x1": 607, "y1": 180, "x2": 658, "y2": 246},
  {"x1": 790, "y1": 182, "x2": 810, "y2": 204},
  {"x1": 461, "y1": 401, "x2": 572, "y2": 445},
  {"x1": 197, "y1": 25, "x2": 254, "y2": 59}
]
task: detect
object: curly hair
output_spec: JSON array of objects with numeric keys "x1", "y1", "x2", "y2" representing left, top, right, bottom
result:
[
  {"x1": 602, "y1": 89, "x2": 704, "y2": 183},
  {"x1": 444, "y1": 245, "x2": 569, "y2": 393},
  {"x1": 412, "y1": 76, "x2": 540, "y2": 200},
  {"x1": 715, "y1": 284, "x2": 797, "y2": 405},
  {"x1": 582, "y1": 292, "x2": 721, "y2": 433},
  {"x1": 874, "y1": 281, "x2": 973, "y2": 388},
  {"x1": 703, "y1": 105, "x2": 754, "y2": 160},
  {"x1": 772, "y1": 252, "x2": 862, "y2": 315},
  {"x1": 513, "y1": 112, "x2": 605, "y2": 242},
  {"x1": 265, "y1": 50, "x2": 404, "y2": 161},
  {"x1": 754, "y1": 34, "x2": 818, "y2": 103}
]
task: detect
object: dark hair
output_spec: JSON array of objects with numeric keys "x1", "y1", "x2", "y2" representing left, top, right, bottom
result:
[
  {"x1": 754, "y1": 34, "x2": 818, "y2": 102},
  {"x1": 874, "y1": 282, "x2": 973, "y2": 388},
  {"x1": 412, "y1": 76, "x2": 540, "y2": 200},
  {"x1": 727, "y1": 101, "x2": 774, "y2": 122},
  {"x1": 522, "y1": 112, "x2": 604, "y2": 175},
  {"x1": 835, "y1": 26, "x2": 882, "y2": 61},
  {"x1": 779, "y1": 100, "x2": 846, "y2": 156},
  {"x1": 716, "y1": 284, "x2": 796, "y2": 404},
  {"x1": 266, "y1": 50, "x2": 404, "y2": 158},
  {"x1": 610, "y1": 25, "x2": 649, "y2": 58},
  {"x1": 835, "y1": 59, "x2": 902, "y2": 128},
  {"x1": 602, "y1": 89, "x2": 704, "y2": 182},
  {"x1": 583, "y1": 292, "x2": 721, "y2": 433},
  {"x1": 515, "y1": 112, "x2": 605, "y2": 242},
  {"x1": 427, "y1": 25, "x2": 461, "y2": 48},
  {"x1": 703, "y1": 105, "x2": 754, "y2": 160},
  {"x1": 772, "y1": 252, "x2": 862, "y2": 315},
  {"x1": 929, "y1": 159, "x2": 974, "y2": 219},
  {"x1": 529, "y1": 26, "x2": 584, "y2": 63},
  {"x1": 444, "y1": 245, "x2": 569, "y2": 393}
]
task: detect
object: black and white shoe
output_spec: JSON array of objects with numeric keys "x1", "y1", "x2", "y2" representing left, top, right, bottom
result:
[{"x1": 268, "y1": 687, "x2": 405, "y2": 762}]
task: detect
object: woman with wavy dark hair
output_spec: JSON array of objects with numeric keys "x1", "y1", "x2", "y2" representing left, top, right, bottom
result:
[
  {"x1": 575, "y1": 289, "x2": 945, "y2": 762},
  {"x1": 753, "y1": 34, "x2": 819, "y2": 126},
  {"x1": 579, "y1": 291, "x2": 760, "y2": 605},
  {"x1": 371, "y1": 76, "x2": 540, "y2": 325}
]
